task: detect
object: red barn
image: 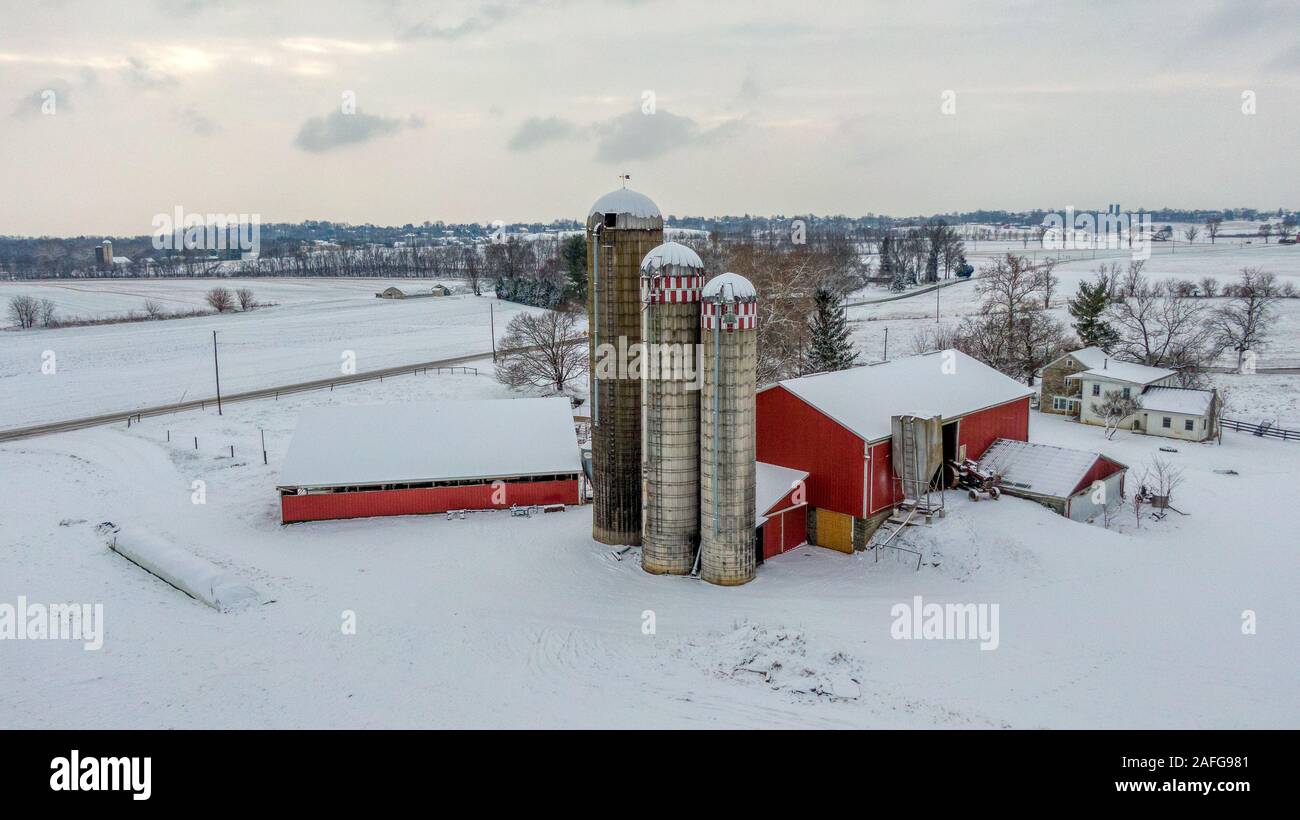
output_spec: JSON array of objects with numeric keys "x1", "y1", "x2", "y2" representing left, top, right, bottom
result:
[
  {"x1": 756, "y1": 350, "x2": 1033, "y2": 552},
  {"x1": 277, "y1": 397, "x2": 582, "y2": 524}
]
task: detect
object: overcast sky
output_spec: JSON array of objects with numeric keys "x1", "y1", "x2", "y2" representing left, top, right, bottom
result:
[{"x1": 2, "y1": 0, "x2": 1297, "y2": 235}]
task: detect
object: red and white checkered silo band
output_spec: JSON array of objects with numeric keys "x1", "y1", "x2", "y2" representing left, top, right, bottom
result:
[
  {"x1": 701, "y1": 299, "x2": 757, "y2": 330},
  {"x1": 641, "y1": 274, "x2": 702, "y2": 304}
]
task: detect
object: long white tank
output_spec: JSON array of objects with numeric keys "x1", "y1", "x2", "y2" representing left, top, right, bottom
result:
[
  {"x1": 640, "y1": 242, "x2": 704, "y2": 575},
  {"x1": 698, "y1": 272, "x2": 758, "y2": 586}
]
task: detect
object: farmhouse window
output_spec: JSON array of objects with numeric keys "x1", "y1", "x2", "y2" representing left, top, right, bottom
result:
[
  {"x1": 1185, "y1": 419, "x2": 1194, "y2": 431},
  {"x1": 1092, "y1": 384, "x2": 1100, "y2": 397},
  {"x1": 1162, "y1": 417, "x2": 1171, "y2": 428}
]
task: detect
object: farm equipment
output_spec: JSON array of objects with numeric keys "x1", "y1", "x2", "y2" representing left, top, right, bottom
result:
[{"x1": 950, "y1": 458, "x2": 1001, "y2": 501}]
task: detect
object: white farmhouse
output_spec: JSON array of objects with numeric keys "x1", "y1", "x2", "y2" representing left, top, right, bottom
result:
[{"x1": 1065, "y1": 358, "x2": 1219, "y2": 442}]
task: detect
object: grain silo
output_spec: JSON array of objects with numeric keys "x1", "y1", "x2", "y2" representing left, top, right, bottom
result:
[
  {"x1": 698, "y1": 272, "x2": 759, "y2": 586},
  {"x1": 587, "y1": 187, "x2": 664, "y2": 545},
  {"x1": 640, "y1": 242, "x2": 704, "y2": 575}
]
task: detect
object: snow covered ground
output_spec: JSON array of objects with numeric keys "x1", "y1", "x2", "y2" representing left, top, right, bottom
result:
[
  {"x1": 0, "y1": 278, "x2": 548, "y2": 429},
  {"x1": 2, "y1": 365, "x2": 1295, "y2": 729}
]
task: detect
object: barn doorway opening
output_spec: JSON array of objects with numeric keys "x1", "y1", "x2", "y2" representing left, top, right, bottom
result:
[{"x1": 941, "y1": 420, "x2": 960, "y2": 487}]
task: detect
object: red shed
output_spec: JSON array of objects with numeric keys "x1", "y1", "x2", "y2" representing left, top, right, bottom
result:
[
  {"x1": 755, "y1": 462, "x2": 809, "y2": 561},
  {"x1": 756, "y1": 350, "x2": 1032, "y2": 552},
  {"x1": 277, "y1": 397, "x2": 582, "y2": 523}
]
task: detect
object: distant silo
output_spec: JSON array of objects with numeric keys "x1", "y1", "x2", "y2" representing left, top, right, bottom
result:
[
  {"x1": 587, "y1": 187, "x2": 664, "y2": 545},
  {"x1": 640, "y1": 242, "x2": 704, "y2": 575},
  {"x1": 699, "y1": 272, "x2": 758, "y2": 586}
]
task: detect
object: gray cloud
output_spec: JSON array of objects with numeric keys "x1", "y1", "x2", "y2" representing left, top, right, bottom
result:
[
  {"x1": 123, "y1": 57, "x2": 178, "y2": 89},
  {"x1": 594, "y1": 109, "x2": 742, "y2": 162},
  {"x1": 293, "y1": 109, "x2": 423, "y2": 152},
  {"x1": 176, "y1": 106, "x2": 220, "y2": 136},
  {"x1": 401, "y1": 1, "x2": 522, "y2": 40},
  {"x1": 507, "y1": 116, "x2": 578, "y2": 151},
  {"x1": 11, "y1": 81, "x2": 72, "y2": 118}
]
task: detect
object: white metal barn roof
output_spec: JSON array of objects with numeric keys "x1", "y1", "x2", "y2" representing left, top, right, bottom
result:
[
  {"x1": 755, "y1": 462, "x2": 809, "y2": 526},
  {"x1": 278, "y1": 397, "x2": 581, "y2": 489},
  {"x1": 769, "y1": 350, "x2": 1034, "y2": 443},
  {"x1": 1138, "y1": 386, "x2": 1215, "y2": 416},
  {"x1": 977, "y1": 438, "x2": 1118, "y2": 499}
]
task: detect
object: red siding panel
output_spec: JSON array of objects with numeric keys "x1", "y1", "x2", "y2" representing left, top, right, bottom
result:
[
  {"x1": 281, "y1": 479, "x2": 580, "y2": 524},
  {"x1": 756, "y1": 386, "x2": 866, "y2": 518},
  {"x1": 1071, "y1": 456, "x2": 1125, "y2": 496},
  {"x1": 762, "y1": 505, "x2": 807, "y2": 559},
  {"x1": 956, "y1": 397, "x2": 1030, "y2": 461},
  {"x1": 868, "y1": 440, "x2": 898, "y2": 515}
]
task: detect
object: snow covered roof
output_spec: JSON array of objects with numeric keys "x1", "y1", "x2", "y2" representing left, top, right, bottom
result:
[
  {"x1": 1056, "y1": 346, "x2": 1109, "y2": 370},
  {"x1": 640, "y1": 241, "x2": 703, "y2": 272},
  {"x1": 702, "y1": 272, "x2": 756, "y2": 300},
  {"x1": 1066, "y1": 360, "x2": 1175, "y2": 386},
  {"x1": 977, "y1": 439, "x2": 1121, "y2": 499},
  {"x1": 278, "y1": 397, "x2": 581, "y2": 489},
  {"x1": 770, "y1": 350, "x2": 1034, "y2": 443},
  {"x1": 1138, "y1": 386, "x2": 1215, "y2": 417},
  {"x1": 588, "y1": 188, "x2": 660, "y2": 219},
  {"x1": 756, "y1": 462, "x2": 808, "y2": 526}
]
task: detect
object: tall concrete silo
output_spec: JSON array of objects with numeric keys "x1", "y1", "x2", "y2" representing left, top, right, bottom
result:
[
  {"x1": 587, "y1": 187, "x2": 664, "y2": 546},
  {"x1": 640, "y1": 242, "x2": 704, "y2": 575},
  {"x1": 698, "y1": 272, "x2": 758, "y2": 586}
]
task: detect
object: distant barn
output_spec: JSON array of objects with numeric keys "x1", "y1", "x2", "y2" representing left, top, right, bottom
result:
[{"x1": 277, "y1": 397, "x2": 582, "y2": 523}]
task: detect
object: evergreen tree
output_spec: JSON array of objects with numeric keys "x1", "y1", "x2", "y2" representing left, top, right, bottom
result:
[
  {"x1": 804, "y1": 287, "x2": 859, "y2": 373},
  {"x1": 560, "y1": 234, "x2": 587, "y2": 303},
  {"x1": 1068, "y1": 276, "x2": 1118, "y2": 349}
]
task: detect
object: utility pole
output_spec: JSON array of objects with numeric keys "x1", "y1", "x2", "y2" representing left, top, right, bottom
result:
[
  {"x1": 212, "y1": 330, "x2": 223, "y2": 416},
  {"x1": 489, "y1": 302, "x2": 497, "y2": 362},
  {"x1": 883, "y1": 327, "x2": 889, "y2": 362}
]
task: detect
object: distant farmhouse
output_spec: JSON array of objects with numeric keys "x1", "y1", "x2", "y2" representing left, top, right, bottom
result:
[
  {"x1": 1041, "y1": 347, "x2": 1220, "y2": 442},
  {"x1": 375, "y1": 284, "x2": 453, "y2": 299}
]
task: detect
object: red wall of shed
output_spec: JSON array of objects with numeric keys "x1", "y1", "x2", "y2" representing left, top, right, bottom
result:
[
  {"x1": 756, "y1": 386, "x2": 866, "y2": 518},
  {"x1": 762, "y1": 505, "x2": 807, "y2": 559},
  {"x1": 281, "y1": 479, "x2": 580, "y2": 524},
  {"x1": 957, "y1": 398, "x2": 1031, "y2": 460},
  {"x1": 1071, "y1": 456, "x2": 1125, "y2": 496}
]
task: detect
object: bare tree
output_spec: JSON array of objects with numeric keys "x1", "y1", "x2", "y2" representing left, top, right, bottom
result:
[
  {"x1": 1144, "y1": 455, "x2": 1185, "y2": 501},
  {"x1": 1183, "y1": 225, "x2": 1200, "y2": 243},
  {"x1": 1198, "y1": 276, "x2": 1218, "y2": 298},
  {"x1": 1106, "y1": 275, "x2": 1214, "y2": 384},
  {"x1": 1035, "y1": 259, "x2": 1059, "y2": 309},
  {"x1": 1092, "y1": 389, "x2": 1139, "y2": 439},
  {"x1": 206, "y1": 287, "x2": 234, "y2": 313},
  {"x1": 7, "y1": 295, "x2": 39, "y2": 328},
  {"x1": 1209, "y1": 267, "x2": 1281, "y2": 370},
  {"x1": 38, "y1": 298, "x2": 57, "y2": 327},
  {"x1": 495, "y1": 308, "x2": 587, "y2": 394},
  {"x1": 1258, "y1": 223, "x2": 1273, "y2": 244},
  {"x1": 236, "y1": 288, "x2": 255, "y2": 310},
  {"x1": 143, "y1": 299, "x2": 165, "y2": 319},
  {"x1": 1122, "y1": 259, "x2": 1145, "y2": 297},
  {"x1": 1205, "y1": 216, "x2": 1222, "y2": 244}
]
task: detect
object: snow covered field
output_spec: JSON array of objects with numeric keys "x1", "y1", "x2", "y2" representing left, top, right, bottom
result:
[
  {"x1": 0, "y1": 278, "x2": 547, "y2": 429},
  {"x1": 2, "y1": 366, "x2": 1295, "y2": 729}
]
